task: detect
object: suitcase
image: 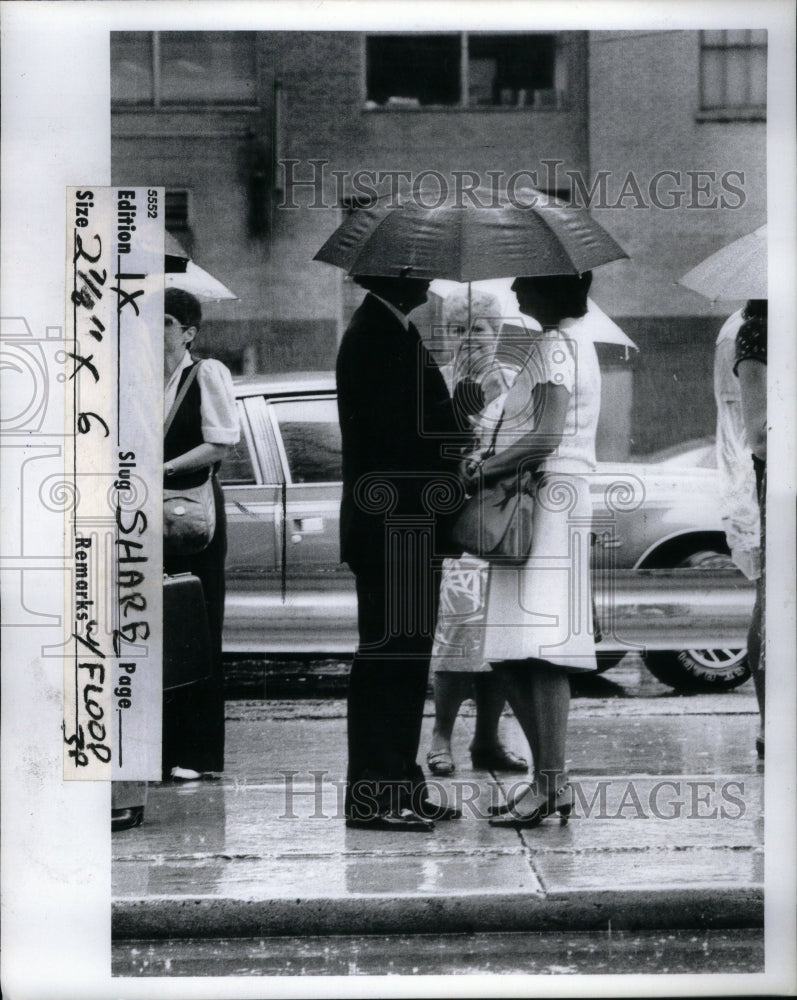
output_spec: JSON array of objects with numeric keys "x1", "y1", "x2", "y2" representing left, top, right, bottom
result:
[{"x1": 163, "y1": 572, "x2": 213, "y2": 692}]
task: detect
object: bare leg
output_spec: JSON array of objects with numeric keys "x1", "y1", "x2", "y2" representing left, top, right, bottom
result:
[
  {"x1": 491, "y1": 662, "x2": 539, "y2": 771},
  {"x1": 527, "y1": 664, "x2": 570, "y2": 797},
  {"x1": 492, "y1": 659, "x2": 570, "y2": 809},
  {"x1": 471, "y1": 673, "x2": 508, "y2": 749},
  {"x1": 430, "y1": 672, "x2": 473, "y2": 754}
]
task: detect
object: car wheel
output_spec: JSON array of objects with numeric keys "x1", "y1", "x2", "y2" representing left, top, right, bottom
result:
[{"x1": 643, "y1": 550, "x2": 751, "y2": 692}]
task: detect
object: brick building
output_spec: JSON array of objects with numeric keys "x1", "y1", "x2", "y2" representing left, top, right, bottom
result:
[{"x1": 111, "y1": 29, "x2": 766, "y2": 455}]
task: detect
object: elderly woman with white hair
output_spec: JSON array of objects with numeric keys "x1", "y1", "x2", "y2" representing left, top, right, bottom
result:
[{"x1": 426, "y1": 287, "x2": 528, "y2": 778}]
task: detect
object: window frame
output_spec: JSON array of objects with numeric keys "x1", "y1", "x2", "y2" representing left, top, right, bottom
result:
[
  {"x1": 111, "y1": 30, "x2": 261, "y2": 111},
  {"x1": 266, "y1": 393, "x2": 343, "y2": 487},
  {"x1": 217, "y1": 398, "x2": 261, "y2": 487},
  {"x1": 361, "y1": 30, "x2": 567, "y2": 112},
  {"x1": 696, "y1": 29, "x2": 766, "y2": 123}
]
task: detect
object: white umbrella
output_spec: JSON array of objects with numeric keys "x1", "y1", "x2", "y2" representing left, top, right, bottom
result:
[
  {"x1": 678, "y1": 225, "x2": 767, "y2": 301},
  {"x1": 429, "y1": 277, "x2": 638, "y2": 350},
  {"x1": 165, "y1": 260, "x2": 238, "y2": 302}
]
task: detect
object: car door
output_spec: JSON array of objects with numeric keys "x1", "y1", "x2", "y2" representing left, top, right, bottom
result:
[
  {"x1": 266, "y1": 393, "x2": 345, "y2": 590},
  {"x1": 219, "y1": 393, "x2": 282, "y2": 589}
]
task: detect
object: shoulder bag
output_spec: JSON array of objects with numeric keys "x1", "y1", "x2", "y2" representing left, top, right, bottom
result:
[
  {"x1": 163, "y1": 361, "x2": 217, "y2": 556},
  {"x1": 450, "y1": 413, "x2": 536, "y2": 566}
]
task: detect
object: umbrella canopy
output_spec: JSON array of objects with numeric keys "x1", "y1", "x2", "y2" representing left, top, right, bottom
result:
[
  {"x1": 678, "y1": 225, "x2": 767, "y2": 301},
  {"x1": 430, "y1": 277, "x2": 638, "y2": 350},
  {"x1": 165, "y1": 261, "x2": 238, "y2": 302},
  {"x1": 165, "y1": 231, "x2": 191, "y2": 273},
  {"x1": 314, "y1": 187, "x2": 627, "y2": 282},
  {"x1": 163, "y1": 233, "x2": 237, "y2": 301}
]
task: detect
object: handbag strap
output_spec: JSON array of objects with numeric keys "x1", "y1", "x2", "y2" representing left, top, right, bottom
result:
[
  {"x1": 164, "y1": 359, "x2": 203, "y2": 437},
  {"x1": 481, "y1": 363, "x2": 524, "y2": 459},
  {"x1": 483, "y1": 411, "x2": 505, "y2": 459}
]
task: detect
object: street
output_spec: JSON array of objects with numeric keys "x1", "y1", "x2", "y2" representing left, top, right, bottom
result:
[
  {"x1": 112, "y1": 654, "x2": 764, "y2": 978},
  {"x1": 116, "y1": 928, "x2": 762, "y2": 977}
]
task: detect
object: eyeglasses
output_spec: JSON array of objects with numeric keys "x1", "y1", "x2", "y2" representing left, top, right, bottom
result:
[{"x1": 164, "y1": 315, "x2": 189, "y2": 330}]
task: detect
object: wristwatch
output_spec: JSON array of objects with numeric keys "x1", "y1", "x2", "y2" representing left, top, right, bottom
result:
[{"x1": 165, "y1": 462, "x2": 176, "y2": 477}]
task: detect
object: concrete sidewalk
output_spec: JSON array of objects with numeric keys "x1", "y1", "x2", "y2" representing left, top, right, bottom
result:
[{"x1": 112, "y1": 693, "x2": 763, "y2": 939}]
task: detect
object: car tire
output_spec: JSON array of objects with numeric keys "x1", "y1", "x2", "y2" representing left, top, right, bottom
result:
[
  {"x1": 643, "y1": 550, "x2": 752, "y2": 692},
  {"x1": 594, "y1": 651, "x2": 626, "y2": 674}
]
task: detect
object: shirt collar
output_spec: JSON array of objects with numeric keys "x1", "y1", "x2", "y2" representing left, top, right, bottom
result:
[
  {"x1": 369, "y1": 292, "x2": 411, "y2": 331},
  {"x1": 166, "y1": 350, "x2": 193, "y2": 385}
]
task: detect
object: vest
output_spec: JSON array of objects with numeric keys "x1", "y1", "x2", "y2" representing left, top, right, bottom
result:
[{"x1": 164, "y1": 363, "x2": 209, "y2": 489}]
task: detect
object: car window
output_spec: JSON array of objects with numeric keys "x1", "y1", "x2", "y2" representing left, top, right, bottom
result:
[
  {"x1": 270, "y1": 397, "x2": 342, "y2": 484},
  {"x1": 217, "y1": 400, "x2": 258, "y2": 485},
  {"x1": 218, "y1": 440, "x2": 256, "y2": 485}
]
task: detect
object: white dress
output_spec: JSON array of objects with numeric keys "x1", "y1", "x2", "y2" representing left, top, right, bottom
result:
[{"x1": 481, "y1": 325, "x2": 600, "y2": 672}]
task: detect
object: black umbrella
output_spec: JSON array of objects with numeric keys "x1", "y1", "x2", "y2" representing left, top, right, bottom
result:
[{"x1": 314, "y1": 186, "x2": 627, "y2": 281}]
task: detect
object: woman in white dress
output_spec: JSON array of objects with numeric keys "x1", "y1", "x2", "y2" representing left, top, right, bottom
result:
[{"x1": 460, "y1": 273, "x2": 601, "y2": 828}]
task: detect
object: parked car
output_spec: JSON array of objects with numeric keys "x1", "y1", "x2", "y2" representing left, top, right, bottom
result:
[{"x1": 219, "y1": 373, "x2": 750, "y2": 692}]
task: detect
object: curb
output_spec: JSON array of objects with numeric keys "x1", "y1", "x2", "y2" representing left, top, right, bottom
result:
[{"x1": 113, "y1": 886, "x2": 763, "y2": 939}]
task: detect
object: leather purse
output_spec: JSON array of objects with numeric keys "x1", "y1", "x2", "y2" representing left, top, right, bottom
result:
[
  {"x1": 450, "y1": 411, "x2": 536, "y2": 565},
  {"x1": 451, "y1": 470, "x2": 535, "y2": 565},
  {"x1": 163, "y1": 362, "x2": 217, "y2": 556}
]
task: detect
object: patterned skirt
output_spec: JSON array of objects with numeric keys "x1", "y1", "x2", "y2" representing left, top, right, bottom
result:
[{"x1": 430, "y1": 554, "x2": 493, "y2": 673}]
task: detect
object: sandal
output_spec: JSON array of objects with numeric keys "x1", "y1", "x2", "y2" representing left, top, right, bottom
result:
[
  {"x1": 426, "y1": 748, "x2": 456, "y2": 776},
  {"x1": 470, "y1": 744, "x2": 528, "y2": 773}
]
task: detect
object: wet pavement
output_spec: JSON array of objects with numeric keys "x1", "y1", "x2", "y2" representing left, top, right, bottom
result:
[
  {"x1": 116, "y1": 928, "x2": 763, "y2": 977},
  {"x1": 112, "y1": 661, "x2": 764, "y2": 954}
]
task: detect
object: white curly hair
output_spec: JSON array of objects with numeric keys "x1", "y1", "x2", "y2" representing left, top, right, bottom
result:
[{"x1": 441, "y1": 287, "x2": 502, "y2": 334}]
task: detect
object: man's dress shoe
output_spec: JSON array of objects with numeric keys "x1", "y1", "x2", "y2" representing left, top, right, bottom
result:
[
  {"x1": 416, "y1": 800, "x2": 462, "y2": 821},
  {"x1": 345, "y1": 808, "x2": 434, "y2": 831}
]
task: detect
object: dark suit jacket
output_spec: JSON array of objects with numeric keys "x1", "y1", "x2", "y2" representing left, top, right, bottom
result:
[{"x1": 336, "y1": 294, "x2": 463, "y2": 571}]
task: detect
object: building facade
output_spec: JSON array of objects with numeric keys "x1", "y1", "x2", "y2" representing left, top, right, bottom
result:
[{"x1": 111, "y1": 28, "x2": 766, "y2": 455}]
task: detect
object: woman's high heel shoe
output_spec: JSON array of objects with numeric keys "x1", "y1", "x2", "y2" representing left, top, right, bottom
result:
[
  {"x1": 487, "y1": 782, "x2": 532, "y2": 817},
  {"x1": 488, "y1": 782, "x2": 573, "y2": 829}
]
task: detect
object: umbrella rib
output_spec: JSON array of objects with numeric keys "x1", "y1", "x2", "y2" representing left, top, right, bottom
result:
[
  {"x1": 347, "y1": 208, "x2": 416, "y2": 276},
  {"x1": 522, "y1": 206, "x2": 586, "y2": 275}
]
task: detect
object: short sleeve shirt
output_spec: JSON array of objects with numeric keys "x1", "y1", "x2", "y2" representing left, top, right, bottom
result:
[
  {"x1": 733, "y1": 321, "x2": 767, "y2": 376},
  {"x1": 491, "y1": 327, "x2": 600, "y2": 474},
  {"x1": 165, "y1": 351, "x2": 240, "y2": 446}
]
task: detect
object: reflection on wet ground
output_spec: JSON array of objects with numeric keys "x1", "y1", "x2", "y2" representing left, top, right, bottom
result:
[{"x1": 113, "y1": 676, "x2": 763, "y2": 906}]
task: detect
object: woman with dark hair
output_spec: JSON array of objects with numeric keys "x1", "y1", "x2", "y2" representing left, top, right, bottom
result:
[
  {"x1": 461, "y1": 272, "x2": 601, "y2": 828},
  {"x1": 734, "y1": 298, "x2": 767, "y2": 757},
  {"x1": 162, "y1": 287, "x2": 240, "y2": 780}
]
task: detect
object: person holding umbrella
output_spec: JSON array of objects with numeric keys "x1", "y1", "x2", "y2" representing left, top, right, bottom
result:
[
  {"x1": 336, "y1": 274, "x2": 466, "y2": 831},
  {"x1": 316, "y1": 184, "x2": 626, "y2": 828}
]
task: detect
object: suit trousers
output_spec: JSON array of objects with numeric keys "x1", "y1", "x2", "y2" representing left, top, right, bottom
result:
[{"x1": 345, "y1": 544, "x2": 441, "y2": 819}]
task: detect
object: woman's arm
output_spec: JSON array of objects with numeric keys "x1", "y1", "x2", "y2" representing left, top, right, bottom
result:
[
  {"x1": 165, "y1": 442, "x2": 232, "y2": 478},
  {"x1": 476, "y1": 381, "x2": 569, "y2": 483},
  {"x1": 164, "y1": 360, "x2": 239, "y2": 477},
  {"x1": 737, "y1": 358, "x2": 767, "y2": 461}
]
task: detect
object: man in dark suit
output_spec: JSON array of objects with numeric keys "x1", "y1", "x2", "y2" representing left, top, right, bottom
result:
[{"x1": 337, "y1": 275, "x2": 464, "y2": 830}]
